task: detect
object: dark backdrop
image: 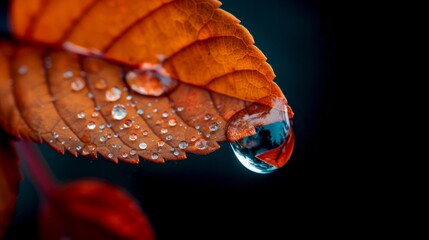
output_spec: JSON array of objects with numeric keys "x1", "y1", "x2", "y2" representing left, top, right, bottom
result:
[{"x1": 1, "y1": 0, "x2": 342, "y2": 239}]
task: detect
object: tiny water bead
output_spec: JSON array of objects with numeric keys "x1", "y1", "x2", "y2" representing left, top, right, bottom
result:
[
  {"x1": 105, "y1": 87, "x2": 122, "y2": 102},
  {"x1": 70, "y1": 77, "x2": 86, "y2": 91},
  {"x1": 111, "y1": 104, "x2": 127, "y2": 120}
]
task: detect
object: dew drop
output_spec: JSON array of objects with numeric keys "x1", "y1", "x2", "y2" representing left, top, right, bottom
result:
[
  {"x1": 63, "y1": 70, "x2": 73, "y2": 79},
  {"x1": 77, "y1": 112, "x2": 86, "y2": 119},
  {"x1": 177, "y1": 107, "x2": 184, "y2": 112},
  {"x1": 99, "y1": 124, "x2": 105, "y2": 130},
  {"x1": 126, "y1": 95, "x2": 132, "y2": 101},
  {"x1": 87, "y1": 121, "x2": 96, "y2": 130},
  {"x1": 76, "y1": 145, "x2": 82, "y2": 151},
  {"x1": 160, "y1": 128, "x2": 168, "y2": 134},
  {"x1": 146, "y1": 114, "x2": 152, "y2": 119},
  {"x1": 162, "y1": 112, "x2": 169, "y2": 118},
  {"x1": 195, "y1": 125, "x2": 200, "y2": 130},
  {"x1": 121, "y1": 152, "x2": 129, "y2": 158},
  {"x1": 17, "y1": 65, "x2": 27, "y2": 75},
  {"x1": 142, "y1": 130, "x2": 149, "y2": 136},
  {"x1": 165, "y1": 135, "x2": 173, "y2": 141},
  {"x1": 195, "y1": 139, "x2": 208, "y2": 150},
  {"x1": 229, "y1": 99, "x2": 294, "y2": 174},
  {"x1": 178, "y1": 141, "x2": 188, "y2": 149},
  {"x1": 53, "y1": 132, "x2": 59, "y2": 139},
  {"x1": 130, "y1": 149, "x2": 137, "y2": 156},
  {"x1": 158, "y1": 140, "x2": 165, "y2": 147},
  {"x1": 91, "y1": 111, "x2": 99, "y2": 118},
  {"x1": 111, "y1": 104, "x2": 127, "y2": 120},
  {"x1": 123, "y1": 119, "x2": 133, "y2": 128},
  {"x1": 108, "y1": 153, "x2": 114, "y2": 159},
  {"x1": 126, "y1": 67, "x2": 177, "y2": 96},
  {"x1": 137, "y1": 108, "x2": 144, "y2": 115},
  {"x1": 70, "y1": 77, "x2": 86, "y2": 91},
  {"x1": 209, "y1": 123, "x2": 218, "y2": 132},
  {"x1": 99, "y1": 136, "x2": 107, "y2": 142},
  {"x1": 129, "y1": 133, "x2": 138, "y2": 141},
  {"x1": 151, "y1": 153, "x2": 159, "y2": 160},
  {"x1": 168, "y1": 119, "x2": 177, "y2": 127},
  {"x1": 139, "y1": 142, "x2": 148, "y2": 149},
  {"x1": 105, "y1": 87, "x2": 122, "y2": 102},
  {"x1": 173, "y1": 150, "x2": 180, "y2": 156},
  {"x1": 204, "y1": 114, "x2": 212, "y2": 121}
]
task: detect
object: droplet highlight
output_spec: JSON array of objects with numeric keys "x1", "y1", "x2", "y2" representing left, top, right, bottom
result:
[{"x1": 111, "y1": 104, "x2": 127, "y2": 120}]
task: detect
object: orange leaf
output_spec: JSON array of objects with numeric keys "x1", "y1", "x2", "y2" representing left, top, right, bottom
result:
[
  {"x1": 39, "y1": 180, "x2": 155, "y2": 240},
  {"x1": 0, "y1": 131, "x2": 22, "y2": 238},
  {"x1": 2, "y1": 0, "x2": 295, "y2": 168}
]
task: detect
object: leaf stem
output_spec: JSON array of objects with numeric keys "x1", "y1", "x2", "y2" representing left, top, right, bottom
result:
[{"x1": 15, "y1": 140, "x2": 58, "y2": 198}]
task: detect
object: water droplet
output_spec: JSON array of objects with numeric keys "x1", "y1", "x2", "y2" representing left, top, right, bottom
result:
[
  {"x1": 146, "y1": 114, "x2": 152, "y2": 119},
  {"x1": 91, "y1": 111, "x2": 99, "y2": 118},
  {"x1": 105, "y1": 87, "x2": 122, "y2": 102},
  {"x1": 82, "y1": 143, "x2": 96, "y2": 155},
  {"x1": 76, "y1": 145, "x2": 82, "y2": 151},
  {"x1": 87, "y1": 121, "x2": 96, "y2": 130},
  {"x1": 195, "y1": 139, "x2": 208, "y2": 150},
  {"x1": 173, "y1": 150, "x2": 180, "y2": 156},
  {"x1": 162, "y1": 112, "x2": 169, "y2": 118},
  {"x1": 126, "y1": 66, "x2": 177, "y2": 96},
  {"x1": 87, "y1": 92, "x2": 94, "y2": 98},
  {"x1": 160, "y1": 128, "x2": 168, "y2": 134},
  {"x1": 177, "y1": 107, "x2": 184, "y2": 112},
  {"x1": 63, "y1": 70, "x2": 73, "y2": 79},
  {"x1": 204, "y1": 114, "x2": 212, "y2": 121},
  {"x1": 95, "y1": 106, "x2": 101, "y2": 111},
  {"x1": 95, "y1": 78, "x2": 107, "y2": 89},
  {"x1": 195, "y1": 125, "x2": 201, "y2": 130},
  {"x1": 168, "y1": 119, "x2": 177, "y2": 127},
  {"x1": 77, "y1": 112, "x2": 86, "y2": 119},
  {"x1": 151, "y1": 153, "x2": 159, "y2": 160},
  {"x1": 130, "y1": 149, "x2": 137, "y2": 156},
  {"x1": 70, "y1": 77, "x2": 85, "y2": 91},
  {"x1": 99, "y1": 136, "x2": 107, "y2": 142},
  {"x1": 209, "y1": 123, "x2": 218, "y2": 131},
  {"x1": 129, "y1": 133, "x2": 138, "y2": 141},
  {"x1": 137, "y1": 108, "x2": 144, "y2": 115},
  {"x1": 112, "y1": 104, "x2": 127, "y2": 120},
  {"x1": 121, "y1": 152, "x2": 129, "y2": 158},
  {"x1": 165, "y1": 135, "x2": 173, "y2": 141},
  {"x1": 126, "y1": 95, "x2": 132, "y2": 100},
  {"x1": 134, "y1": 124, "x2": 141, "y2": 129},
  {"x1": 108, "y1": 153, "x2": 114, "y2": 159},
  {"x1": 53, "y1": 132, "x2": 59, "y2": 139},
  {"x1": 153, "y1": 108, "x2": 158, "y2": 113},
  {"x1": 206, "y1": 133, "x2": 211, "y2": 138},
  {"x1": 142, "y1": 130, "x2": 149, "y2": 136},
  {"x1": 191, "y1": 136, "x2": 197, "y2": 142},
  {"x1": 228, "y1": 99, "x2": 294, "y2": 174},
  {"x1": 99, "y1": 124, "x2": 105, "y2": 130},
  {"x1": 107, "y1": 123, "x2": 112, "y2": 128},
  {"x1": 114, "y1": 133, "x2": 119, "y2": 138},
  {"x1": 178, "y1": 141, "x2": 188, "y2": 149},
  {"x1": 123, "y1": 119, "x2": 133, "y2": 128},
  {"x1": 139, "y1": 142, "x2": 147, "y2": 149},
  {"x1": 158, "y1": 140, "x2": 165, "y2": 147}
]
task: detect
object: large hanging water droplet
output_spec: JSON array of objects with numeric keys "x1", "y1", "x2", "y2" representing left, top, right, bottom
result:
[
  {"x1": 228, "y1": 98, "x2": 295, "y2": 174},
  {"x1": 125, "y1": 64, "x2": 178, "y2": 96},
  {"x1": 111, "y1": 104, "x2": 127, "y2": 120}
]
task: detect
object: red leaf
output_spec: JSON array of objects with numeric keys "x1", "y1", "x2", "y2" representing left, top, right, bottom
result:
[
  {"x1": 39, "y1": 180, "x2": 155, "y2": 240},
  {"x1": 0, "y1": 132, "x2": 21, "y2": 238},
  {"x1": 2, "y1": 0, "x2": 295, "y2": 167}
]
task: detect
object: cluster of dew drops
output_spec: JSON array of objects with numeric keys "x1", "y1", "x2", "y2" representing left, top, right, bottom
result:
[{"x1": 20, "y1": 57, "x2": 222, "y2": 162}]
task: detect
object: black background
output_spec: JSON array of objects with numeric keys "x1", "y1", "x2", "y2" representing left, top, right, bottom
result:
[{"x1": 1, "y1": 0, "x2": 344, "y2": 239}]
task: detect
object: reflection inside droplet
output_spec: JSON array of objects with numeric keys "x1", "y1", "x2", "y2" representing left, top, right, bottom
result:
[{"x1": 228, "y1": 98, "x2": 294, "y2": 174}]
